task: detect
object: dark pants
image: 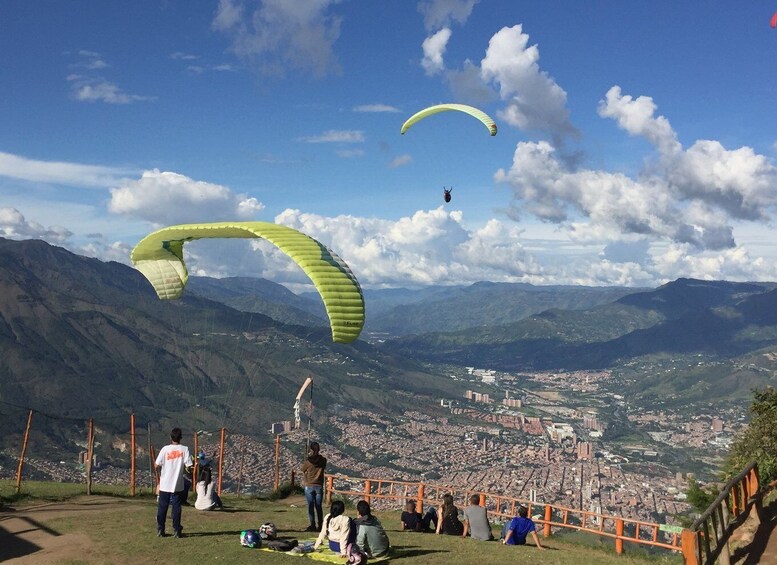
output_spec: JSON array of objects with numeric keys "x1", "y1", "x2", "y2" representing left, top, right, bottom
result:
[
  {"x1": 305, "y1": 485, "x2": 323, "y2": 528},
  {"x1": 157, "y1": 490, "x2": 184, "y2": 533},
  {"x1": 423, "y1": 507, "x2": 438, "y2": 531}
]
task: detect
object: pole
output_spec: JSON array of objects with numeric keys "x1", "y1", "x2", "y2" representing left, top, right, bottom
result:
[
  {"x1": 15, "y1": 409, "x2": 34, "y2": 494},
  {"x1": 193, "y1": 432, "x2": 199, "y2": 488},
  {"x1": 274, "y1": 434, "x2": 281, "y2": 493},
  {"x1": 147, "y1": 423, "x2": 154, "y2": 489},
  {"x1": 217, "y1": 428, "x2": 225, "y2": 496},
  {"x1": 306, "y1": 381, "x2": 313, "y2": 454},
  {"x1": 150, "y1": 445, "x2": 160, "y2": 491},
  {"x1": 130, "y1": 413, "x2": 136, "y2": 496},
  {"x1": 86, "y1": 418, "x2": 95, "y2": 495},
  {"x1": 236, "y1": 436, "x2": 246, "y2": 497}
]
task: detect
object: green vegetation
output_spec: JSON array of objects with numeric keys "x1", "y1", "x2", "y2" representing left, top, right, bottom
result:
[
  {"x1": 724, "y1": 387, "x2": 777, "y2": 483},
  {"x1": 1, "y1": 481, "x2": 680, "y2": 564}
]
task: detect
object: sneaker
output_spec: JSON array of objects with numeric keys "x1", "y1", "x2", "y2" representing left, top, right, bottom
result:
[
  {"x1": 305, "y1": 525, "x2": 318, "y2": 532},
  {"x1": 173, "y1": 528, "x2": 184, "y2": 538},
  {"x1": 157, "y1": 530, "x2": 166, "y2": 537}
]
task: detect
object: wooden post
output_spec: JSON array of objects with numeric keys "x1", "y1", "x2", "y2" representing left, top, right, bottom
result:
[
  {"x1": 416, "y1": 483, "x2": 425, "y2": 514},
  {"x1": 15, "y1": 409, "x2": 34, "y2": 494},
  {"x1": 615, "y1": 518, "x2": 624, "y2": 554},
  {"x1": 274, "y1": 434, "x2": 281, "y2": 493},
  {"x1": 150, "y1": 445, "x2": 160, "y2": 491},
  {"x1": 364, "y1": 480, "x2": 372, "y2": 505},
  {"x1": 681, "y1": 529, "x2": 701, "y2": 565},
  {"x1": 290, "y1": 470, "x2": 296, "y2": 489},
  {"x1": 86, "y1": 418, "x2": 95, "y2": 495},
  {"x1": 543, "y1": 504, "x2": 552, "y2": 537},
  {"x1": 130, "y1": 413, "x2": 136, "y2": 496},
  {"x1": 326, "y1": 475, "x2": 334, "y2": 505},
  {"x1": 147, "y1": 424, "x2": 154, "y2": 489},
  {"x1": 217, "y1": 428, "x2": 225, "y2": 496},
  {"x1": 479, "y1": 493, "x2": 486, "y2": 506},
  {"x1": 193, "y1": 432, "x2": 199, "y2": 488},
  {"x1": 237, "y1": 436, "x2": 246, "y2": 497}
]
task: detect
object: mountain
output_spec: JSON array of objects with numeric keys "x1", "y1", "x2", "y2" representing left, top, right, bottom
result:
[
  {"x1": 379, "y1": 278, "x2": 777, "y2": 371},
  {"x1": 0, "y1": 238, "x2": 458, "y2": 460}
]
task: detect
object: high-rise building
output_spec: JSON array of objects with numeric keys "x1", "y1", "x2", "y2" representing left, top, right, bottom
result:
[{"x1": 711, "y1": 418, "x2": 724, "y2": 433}]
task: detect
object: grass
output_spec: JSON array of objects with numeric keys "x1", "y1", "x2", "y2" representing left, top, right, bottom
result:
[{"x1": 1, "y1": 480, "x2": 681, "y2": 565}]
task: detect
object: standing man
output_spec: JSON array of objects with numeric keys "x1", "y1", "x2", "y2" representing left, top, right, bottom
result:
[
  {"x1": 155, "y1": 427, "x2": 193, "y2": 538},
  {"x1": 302, "y1": 441, "x2": 327, "y2": 532}
]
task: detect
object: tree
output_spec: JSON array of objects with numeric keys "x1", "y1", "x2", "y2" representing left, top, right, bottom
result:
[
  {"x1": 724, "y1": 387, "x2": 777, "y2": 483},
  {"x1": 685, "y1": 477, "x2": 717, "y2": 514}
]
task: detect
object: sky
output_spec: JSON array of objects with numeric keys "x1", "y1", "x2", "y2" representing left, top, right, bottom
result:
[{"x1": 3, "y1": 0, "x2": 777, "y2": 291}]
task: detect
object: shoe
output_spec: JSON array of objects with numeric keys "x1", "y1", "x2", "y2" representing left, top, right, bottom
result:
[
  {"x1": 173, "y1": 528, "x2": 184, "y2": 538},
  {"x1": 305, "y1": 525, "x2": 318, "y2": 532},
  {"x1": 157, "y1": 530, "x2": 166, "y2": 537}
]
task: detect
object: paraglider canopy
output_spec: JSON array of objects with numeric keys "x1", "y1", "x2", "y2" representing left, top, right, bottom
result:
[
  {"x1": 401, "y1": 103, "x2": 497, "y2": 136},
  {"x1": 130, "y1": 221, "x2": 365, "y2": 344}
]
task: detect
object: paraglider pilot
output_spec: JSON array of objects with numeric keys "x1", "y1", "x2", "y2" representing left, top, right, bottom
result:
[{"x1": 443, "y1": 186, "x2": 452, "y2": 203}]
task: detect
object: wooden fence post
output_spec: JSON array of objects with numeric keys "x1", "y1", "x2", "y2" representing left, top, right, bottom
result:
[
  {"x1": 326, "y1": 475, "x2": 334, "y2": 505},
  {"x1": 543, "y1": 504, "x2": 552, "y2": 537},
  {"x1": 193, "y1": 432, "x2": 199, "y2": 490},
  {"x1": 416, "y1": 483, "x2": 425, "y2": 514},
  {"x1": 15, "y1": 409, "x2": 34, "y2": 494},
  {"x1": 130, "y1": 413, "x2": 136, "y2": 496},
  {"x1": 86, "y1": 418, "x2": 95, "y2": 495},
  {"x1": 615, "y1": 518, "x2": 624, "y2": 554},
  {"x1": 479, "y1": 493, "x2": 486, "y2": 506},
  {"x1": 217, "y1": 428, "x2": 225, "y2": 496},
  {"x1": 364, "y1": 480, "x2": 372, "y2": 505},
  {"x1": 681, "y1": 529, "x2": 701, "y2": 565},
  {"x1": 274, "y1": 434, "x2": 281, "y2": 493}
]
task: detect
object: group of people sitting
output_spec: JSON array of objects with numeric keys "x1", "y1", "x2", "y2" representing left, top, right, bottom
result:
[
  {"x1": 400, "y1": 493, "x2": 544, "y2": 548},
  {"x1": 314, "y1": 499, "x2": 391, "y2": 560}
]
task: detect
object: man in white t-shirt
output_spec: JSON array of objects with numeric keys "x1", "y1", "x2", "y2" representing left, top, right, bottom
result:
[{"x1": 155, "y1": 427, "x2": 193, "y2": 538}]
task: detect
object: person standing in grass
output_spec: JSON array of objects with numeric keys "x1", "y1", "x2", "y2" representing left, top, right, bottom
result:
[
  {"x1": 302, "y1": 441, "x2": 327, "y2": 532},
  {"x1": 463, "y1": 494, "x2": 494, "y2": 541},
  {"x1": 155, "y1": 427, "x2": 193, "y2": 538},
  {"x1": 502, "y1": 505, "x2": 545, "y2": 549}
]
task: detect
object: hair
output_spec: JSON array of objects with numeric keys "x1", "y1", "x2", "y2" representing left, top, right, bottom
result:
[
  {"x1": 326, "y1": 500, "x2": 345, "y2": 533},
  {"x1": 309, "y1": 442, "x2": 320, "y2": 453},
  {"x1": 356, "y1": 500, "x2": 371, "y2": 517},
  {"x1": 441, "y1": 493, "x2": 456, "y2": 517},
  {"x1": 405, "y1": 499, "x2": 416, "y2": 509},
  {"x1": 170, "y1": 428, "x2": 182, "y2": 443},
  {"x1": 518, "y1": 506, "x2": 528, "y2": 518},
  {"x1": 198, "y1": 465, "x2": 212, "y2": 486},
  {"x1": 470, "y1": 494, "x2": 481, "y2": 505}
]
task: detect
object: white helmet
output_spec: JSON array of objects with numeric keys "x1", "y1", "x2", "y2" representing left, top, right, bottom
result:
[{"x1": 259, "y1": 522, "x2": 277, "y2": 540}]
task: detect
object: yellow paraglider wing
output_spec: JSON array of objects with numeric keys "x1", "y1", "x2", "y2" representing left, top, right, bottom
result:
[
  {"x1": 130, "y1": 222, "x2": 364, "y2": 344},
  {"x1": 400, "y1": 103, "x2": 497, "y2": 136}
]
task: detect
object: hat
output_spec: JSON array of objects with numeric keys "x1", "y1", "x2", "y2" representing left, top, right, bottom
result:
[{"x1": 198, "y1": 452, "x2": 212, "y2": 467}]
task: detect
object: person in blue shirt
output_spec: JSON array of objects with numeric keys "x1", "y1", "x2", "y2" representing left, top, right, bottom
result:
[{"x1": 502, "y1": 506, "x2": 545, "y2": 549}]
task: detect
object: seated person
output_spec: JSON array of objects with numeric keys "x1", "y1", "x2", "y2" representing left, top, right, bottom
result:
[
  {"x1": 194, "y1": 460, "x2": 223, "y2": 510},
  {"x1": 503, "y1": 505, "x2": 544, "y2": 549},
  {"x1": 400, "y1": 500, "x2": 425, "y2": 531},
  {"x1": 435, "y1": 493, "x2": 464, "y2": 536},
  {"x1": 355, "y1": 500, "x2": 390, "y2": 558},
  {"x1": 314, "y1": 500, "x2": 353, "y2": 556},
  {"x1": 462, "y1": 494, "x2": 493, "y2": 540}
]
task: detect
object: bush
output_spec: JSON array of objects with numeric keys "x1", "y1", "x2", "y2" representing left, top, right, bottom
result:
[{"x1": 724, "y1": 387, "x2": 777, "y2": 484}]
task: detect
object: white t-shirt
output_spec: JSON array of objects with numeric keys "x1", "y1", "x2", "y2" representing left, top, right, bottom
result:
[
  {"x1": 195, "y1": 481, "x2": 217, "y2": 510},
  {"x1": 155, "y1": 444, "x2": 192, "y2": 493}
]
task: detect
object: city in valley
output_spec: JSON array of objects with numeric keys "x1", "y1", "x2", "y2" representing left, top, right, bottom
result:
[{"x1": 3, "y1": 363, "x2": 743, "y2": 531}]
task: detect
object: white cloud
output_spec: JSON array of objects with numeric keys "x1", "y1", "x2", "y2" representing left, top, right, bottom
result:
[
  {"x1": 71, "y1": 80, "x2": 155, "y2": 104},
  {"x1": 0, "y1": 207, "x2": 73, "y2": 243},
  {"x1": 213, "y1": 0, "x2": 343, "y2": 78},
  {"x1": 418, "y1": 0, "x2": 478, "y2": 31},
  {"x1": 0, "y1": 151, "x2": 135, "y2": 187},
  {"x1": 389, "y1": 154, "x2": 413, "y2": 168},
  {"x1": 480, "y1": 25, "x2": 577, "y2": 141},
  {"x1": 170, "y1": 52, "x2": 199, "y2": 61},
  {"x1": 336, "y1": 148, "x2": 364, "y2": 158},
  {"x1": 421, "y1": 27, "x2": 452, "y2": 76},
  {"x1": 108, "y1": 169, "x2": 264, "y2": 225},
  {"x1": 352, "y1": 104, "x2": 400, "y2": 113},
  {"x1": 298, "y1": 130, "x2": 365, "y2": 143}
]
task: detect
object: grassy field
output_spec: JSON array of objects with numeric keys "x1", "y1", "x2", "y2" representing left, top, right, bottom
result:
[{"x1": 1, "y1": 480, "x2": 681, "y2": 564}]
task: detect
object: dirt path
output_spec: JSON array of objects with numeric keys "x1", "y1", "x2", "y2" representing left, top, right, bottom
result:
[{"x1": 0, "y1": 496, "x2": 142, "y2": 563}]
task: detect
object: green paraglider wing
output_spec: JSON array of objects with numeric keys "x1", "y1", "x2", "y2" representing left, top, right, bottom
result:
[
  {"x1": 400, "y1": 103, "x2": 497, "y2": 136},
  {"x1": 130, "y1": 222, "x2": 364, "y2": 344}
]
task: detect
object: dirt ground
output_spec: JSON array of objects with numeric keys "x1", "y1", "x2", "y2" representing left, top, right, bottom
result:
[{"x1": 0, "y1": 496, "x2": 141, "y2": 563}]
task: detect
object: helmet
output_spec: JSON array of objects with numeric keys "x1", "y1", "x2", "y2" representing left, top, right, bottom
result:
[
  {"x1": 259, "y1": 522, "x2": 277, "y2": 540},
  {"x1": 240, "y1": 529, "x2": 261, "y2": 548}
]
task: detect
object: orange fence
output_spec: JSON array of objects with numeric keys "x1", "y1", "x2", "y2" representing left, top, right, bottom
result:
[{"x1": 324, "y1": 473, "x2": 683, "y2": 555}]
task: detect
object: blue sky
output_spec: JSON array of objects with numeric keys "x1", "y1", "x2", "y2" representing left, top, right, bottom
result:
[{"x1": 3, "y1": 1, "x2": 777, "y2": 290}]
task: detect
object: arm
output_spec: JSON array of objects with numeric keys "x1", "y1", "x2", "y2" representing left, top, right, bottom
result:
[
  {"x1": 314, "y1": 516, "x2": 328, "y2": 549},
  {"x1": 356, "y1": 525, "x2": 368, "y2": 555},
  {"x1": 339, "y1": 519, "x2": 350, "y2": 555},
  {"x1": 462, "y1": 517, "x2": 469, "y2": 538},
  {"x1": 503, "y1": 529, "x2": 513, "y2": 545},
  {"x1": 435, "y1": 507, "x2": 442, "y2": 534},
  {"x1": 531, "y1": 531, "x2": 544, "y2": 549}
]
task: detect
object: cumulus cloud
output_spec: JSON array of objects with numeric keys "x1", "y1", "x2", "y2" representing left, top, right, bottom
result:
[
  {"x1": 421, "y1": 27, "x2": 452, "y2": 76},
  {"x1": 213, "y1": 0, "x2": 343, "y2": 78},
  {"x1": 352, "y1": 104, "x2": 400, "y2": 113},
  {"x1": 67, "y1": 52, "x2": 153, "y2": 104},
  {"x1": 297, "y1": 130, "x2": 365, "y2": 143},
  {"x1": 480, "y1": 25, "x2": 577, "y2": 142},
  {"x1": 0, "y1": 207, "x2": 72, "y2": 243},
  {"x1": 418, "y1": 0, "x2": 478, "y2": 31},
  {"x1": 0, "y1": 151, "x2": 135, "y2": 187},
  {"x1": 108, "y1": 169, "x2": 264, "y2": 225}
]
